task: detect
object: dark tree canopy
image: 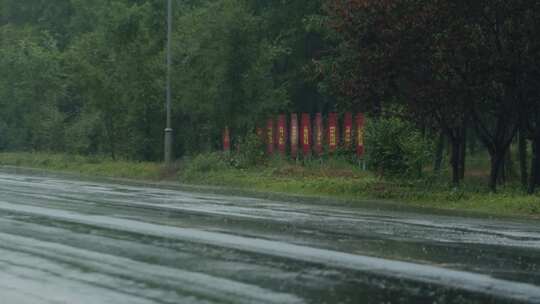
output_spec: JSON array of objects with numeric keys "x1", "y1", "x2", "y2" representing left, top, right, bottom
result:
[{"x1": 317, "y1": 0, "x2": 540, "y2": 191}]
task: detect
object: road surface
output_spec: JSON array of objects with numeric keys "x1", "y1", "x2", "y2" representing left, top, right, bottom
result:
[{"x1": 1, "y1": 168, "x2": 540, "y2": 303}]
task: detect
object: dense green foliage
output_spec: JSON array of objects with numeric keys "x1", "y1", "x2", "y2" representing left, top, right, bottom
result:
[
  {"x1": 0, "y1": 0, "x2": 324, "y2": 159},
  {"x1": 1, "y1": 0, "x2": 167, "y2": 160},
  {"x1": 316, "y1": 0, "x2": 540, "y2": 192},
  {"x1": 1, "y1": 0, "x2": 540, "y2": 195},
  {"x1": 365, "y1": 117, "x2": 433, "y2": 178}
]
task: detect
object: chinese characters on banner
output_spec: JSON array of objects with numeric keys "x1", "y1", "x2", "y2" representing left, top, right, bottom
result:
[
  {"x1": 356, "y1": 113, "x2": 365, "y2": 158},
  {"x1": 328, "y1": 112, "x2": 338, "y2": 153},
  {"x1": 223, "y1": 127, "x2": 230, "y2": 152},
  {"x1": 314, "y1": 113, "x2": 323, "y2": 156},
  {"x1": 290, "y1": 114, "x2": 299, "y2": 158},
  {"x1": 301, "y1": 113, "x2": 311, "y2": 156},
  {"x1": 277, "y1": 114, "x2": 287, "y2": 156},
  {"x1": 343, "y1": 112, "x2": 353, "y2": 149},
  {"x1": 267, "y1": 118, "x2": 274, "y2": 155}
]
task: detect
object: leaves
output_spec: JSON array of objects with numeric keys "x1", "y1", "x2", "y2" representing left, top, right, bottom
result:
[{"x1": 0, "y1": 0, "x2": 326, "y2": 159}]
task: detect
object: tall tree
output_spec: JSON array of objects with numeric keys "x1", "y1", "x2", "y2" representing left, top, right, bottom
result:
[{"x1": 318, "y1": 0, "x2": 540, "y2": 191}]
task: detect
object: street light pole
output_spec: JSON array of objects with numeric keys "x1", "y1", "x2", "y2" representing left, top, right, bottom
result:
[{"x1": 164, "y1": 0, "x2": 173, "y2": 164}]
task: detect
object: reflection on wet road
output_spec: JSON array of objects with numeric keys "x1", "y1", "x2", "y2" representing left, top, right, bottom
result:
[{"x1": 1, "y1": 168, "x2": 540, "y2": 303}]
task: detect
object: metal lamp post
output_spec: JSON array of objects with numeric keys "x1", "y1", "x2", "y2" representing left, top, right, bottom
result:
[{"x1": 164, "y1": 0, "x2": 173, "y2": 164}]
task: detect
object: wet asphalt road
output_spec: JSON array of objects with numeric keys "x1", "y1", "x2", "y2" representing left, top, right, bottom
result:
[{"x1": 1, "y1": 168, "x2": 540, "y2": 303}]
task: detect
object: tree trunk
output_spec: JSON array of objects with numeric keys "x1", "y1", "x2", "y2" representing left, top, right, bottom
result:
[
  {"x1": 471, "y1": 110, "x2": 518, "y2": 192},
  {"x1": 500, "y1": 149, "x2": 513, "y2": 185},
  {"x1": 450, "y1": 138, "x2": 461, "y2": 187},
  {"x1": 433, "y1": 132, "x2": 445, "y2": 174},
  {"x1": 519, "y1": 128, "x2": 528, "y2": 188},
  {"x1": 529, "y1": 135, "x2": 540, "y2": 194},
  {"x1": 488, "y1": 153, "x2": 504, "y2": 192},
  {"x1": 468, "y1": 132, "x2": 478, "y2": 156},
  {"x1": 458, "y1": 128, "x2": 467, "y2": 180}
]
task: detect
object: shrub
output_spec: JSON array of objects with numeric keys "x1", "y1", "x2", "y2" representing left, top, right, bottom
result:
[
  {"x1": 229, "y1": 132, "x2": 266, "y2": 168},
  {"x1": 365, "y1": 117, "x2": 433, "y2": 178},
  {"x1": 182, "y1": 152, "x2": 230, "y2": 179}
]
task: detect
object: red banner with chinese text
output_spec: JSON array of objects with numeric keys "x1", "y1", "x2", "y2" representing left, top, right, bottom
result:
[
  {"x1": 290, "y1": 114, "x2": 299, "y2": 158},
  {"x1": 223, "y1": 127, "x2": 230, "y2": 152},
  {"x1": 356, "y1": 113, "x2": 365, "y2": 158},
  {"x1": 314, "y1": 113, "x2": 323, "y2": 156},
  {"x1": 343, "y1": 112, "x2": 353, "y2": 149},
  {"x1": 301, "y1": 113, "x2": 311, "y2": 156},
  {"x1": 277, "y1": 114, "x2": 287, "y2": 155},
  {"x1": 266, "y1": 118, "x2": 274, "y2": 155},
  {"x1": 328, "y1": 113, "x2": 338, "y2": 153}
]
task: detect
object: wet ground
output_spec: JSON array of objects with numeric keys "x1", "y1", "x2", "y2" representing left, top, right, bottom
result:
[{"x1": 1, "y1": 168, "x2": 540, "y2": 303}]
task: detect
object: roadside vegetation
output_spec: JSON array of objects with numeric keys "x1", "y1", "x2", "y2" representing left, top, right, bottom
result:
[
  {"x1": 2, "y1": 150, "x2": 539, "y2": 218},
  {"x1": 179, "y1": 128, "x2": 540, "y2": 217},
  {"x1": 183, "y1": 158, "x2": 540, "y2": 218},
  {"x1": 0, "y1": 152, "x2": 164, "y2": 180}
]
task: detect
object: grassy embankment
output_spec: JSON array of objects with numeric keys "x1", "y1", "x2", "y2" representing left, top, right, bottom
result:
[
  {"x1": 1, "y1": 152, "x2": 539, "y2": 218},
  {"x1": 0, "y1": 152, "x2": 165, "y2": 180}
]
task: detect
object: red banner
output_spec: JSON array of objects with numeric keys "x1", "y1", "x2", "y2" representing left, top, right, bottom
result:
[
  {"x1": 290, "y1": 114, "x2": 299, "y2": 158},
  {"x1": 301, "y1": 113, "x2": 311, "y2": 156},
  {"x1": 223, "y1": 127, "x2": 230, "y2": 152},
  {"x1": 328, "y1": 112, "x2": 338, "y2": 153},
  {"x1": 267, "y1": 118, "x2": 274, "y2": 155},
  {"x1": 356, "y1": 113, "x2": 365, "y2": 158},
  {"x1": 343, "y1": 112, "x2": 353, "y2": 149},
  {"x1": 314, "y1": 113, "x2": 323, "y2": 156},
  {"x1": 277, "y1": 114, "x2": 287, "y2": 155}
]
